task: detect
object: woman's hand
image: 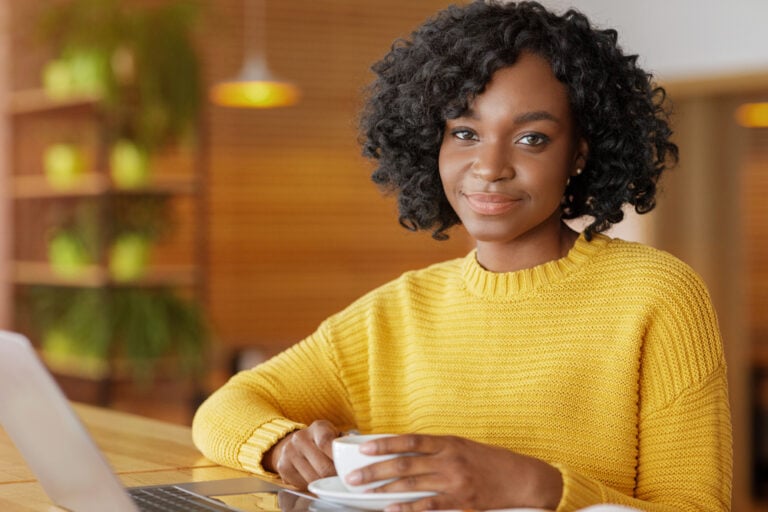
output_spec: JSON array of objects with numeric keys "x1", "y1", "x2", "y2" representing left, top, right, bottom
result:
[
  {"x1": 344, "y1": 434, "x2": 563, "y2": 512},
  {"x1": 263, "y1": 420, "x2": 340, "y2": 489}
]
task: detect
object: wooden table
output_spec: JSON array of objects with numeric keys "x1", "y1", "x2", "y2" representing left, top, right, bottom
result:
[{"x1": 0, "y1": 403, "x2": 275, "y2": 511}]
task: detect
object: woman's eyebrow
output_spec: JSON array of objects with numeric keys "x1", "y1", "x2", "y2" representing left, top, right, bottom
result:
[
  {"x1": 514, "y1": 110, "x2": 560, "y2": 124},
  {"x1": 449, "y1": 109, "x2": 561, "y2": 124}
]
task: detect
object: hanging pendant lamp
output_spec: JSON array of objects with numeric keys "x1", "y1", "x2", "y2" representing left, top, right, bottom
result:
[{"x1": 210, "y1": 0, "x2": 300, "y2": 108}]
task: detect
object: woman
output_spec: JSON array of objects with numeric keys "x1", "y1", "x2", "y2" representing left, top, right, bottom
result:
[{"x1": 192, "y1": 2, "x2": 732, "y2": 511}]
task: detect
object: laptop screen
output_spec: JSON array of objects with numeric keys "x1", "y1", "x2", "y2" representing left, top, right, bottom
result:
[{"x1": 0, "y1": 331, "x2": 138, "y2": 512}]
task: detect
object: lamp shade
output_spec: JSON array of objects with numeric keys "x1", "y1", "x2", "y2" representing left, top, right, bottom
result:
[
  {"x1": 210, "y1": 58, "x2": 300, "y2": 109},
  {"x1": 735, "y1": 102, "x2": 768, "y2": 128}
]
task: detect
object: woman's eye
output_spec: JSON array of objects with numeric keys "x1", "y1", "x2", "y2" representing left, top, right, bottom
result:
[
  {"x1": 451, "y1": 129, "x2": 478, "y2": 141},
  {"x1": 518, "y1": 133, "x2": 549, "y2": 146}
]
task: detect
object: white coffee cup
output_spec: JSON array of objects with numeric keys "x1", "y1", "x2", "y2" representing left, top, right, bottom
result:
[{"x1": 332, "y1": 434, "x2": 399, "y2": 493}]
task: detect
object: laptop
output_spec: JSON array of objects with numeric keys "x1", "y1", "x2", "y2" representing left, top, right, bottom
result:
[{"x1": 0, "y1": 330, "x2": 337, "y2": 512}]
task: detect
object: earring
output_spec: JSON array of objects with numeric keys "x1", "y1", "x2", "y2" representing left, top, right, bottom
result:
[{"x1": 566, "y1": 168, "x2": 582, "y2": 188}]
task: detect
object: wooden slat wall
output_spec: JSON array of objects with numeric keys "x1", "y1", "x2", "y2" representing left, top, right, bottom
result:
[
  {"x1": 199, "y1": 1, "x2": 471, "y2": 353},
  {"x1": 743, "y1": 132, "x2": 768, "y2": 338}
]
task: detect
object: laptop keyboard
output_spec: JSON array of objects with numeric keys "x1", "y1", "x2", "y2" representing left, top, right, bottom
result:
[{"x1": 128, "y1": 486, "x2": 238, "y2": 512}]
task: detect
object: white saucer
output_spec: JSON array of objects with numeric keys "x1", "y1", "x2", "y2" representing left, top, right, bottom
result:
[{"x1": 308, "y1": 476, "x2": 435, "y2": 511}]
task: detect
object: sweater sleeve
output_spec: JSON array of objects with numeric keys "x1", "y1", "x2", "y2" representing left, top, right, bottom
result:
[
  {"x1": 191, "y1": 323, "x2": 356, "y2": 476},
  {"x1": 553, "y1": 365, "x2": 732, "y2": 511}
]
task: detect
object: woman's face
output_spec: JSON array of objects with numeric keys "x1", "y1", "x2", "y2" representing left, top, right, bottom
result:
[{"x1": 439, "y1": 52, "x2": 586, "y2": 252}]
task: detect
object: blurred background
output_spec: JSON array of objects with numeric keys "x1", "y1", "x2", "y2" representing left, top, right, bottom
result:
[{"x1": 0, "y1": 0, "x2": 765, "y2": 510}]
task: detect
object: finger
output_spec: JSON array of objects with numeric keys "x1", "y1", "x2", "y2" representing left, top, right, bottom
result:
[
  {"x1": 311, "y1": 421, "x2": 341, "y2": 458},
  {"x1": 289, "y1": 433, "x2": 335, "y2": 480},
  {"x1": 350, "y1": 453, "x2": 433, "y2": 490},
  {"x1": 373, "y1": 471, "x2": 447, "y2": 494},
  {"x1": 274, "y1": 434, "x2": 319, "y2": 488},
  {"x1": 274, "y1": 454, "x2": 309, "y2": 489},
  {"x1": 290, "y1": 453, "x2": 325, "y2": 487},
  {"x1": 303, "y1": 445, "x2": 336, "y2": 478},
  {"x1": 277, "y1": 446, "x2": 328, "y2": 489}
]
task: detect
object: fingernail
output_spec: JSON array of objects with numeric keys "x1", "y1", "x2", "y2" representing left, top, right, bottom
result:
[
  {"x1": 360, "y1": 443, "x2": 376, "y2": 454},
  {"x1": 384, "y1": 505, "x2": 400, "y2": 512},
  {"x1": 346, "y1": 471, "x2": 362, "y2": 484}
]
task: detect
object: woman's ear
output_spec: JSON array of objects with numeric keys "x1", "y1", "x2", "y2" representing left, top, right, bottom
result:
[{"x1": 572, "y1": 138, "x2": 589, "y2": 174}]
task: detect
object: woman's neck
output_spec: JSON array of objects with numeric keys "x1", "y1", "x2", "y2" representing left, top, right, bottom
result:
[{"x1": 474, "y1": 222, "x2": 580, "y2": 273}]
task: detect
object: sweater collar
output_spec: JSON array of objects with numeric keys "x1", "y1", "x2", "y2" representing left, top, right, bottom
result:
[{"x1": 461, "y1": 232, "x2": 610, "y2": 298}]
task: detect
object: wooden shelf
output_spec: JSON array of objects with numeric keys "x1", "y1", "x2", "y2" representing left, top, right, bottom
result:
[
  {"x1": 12, "y1": 173, "x2": 198, "y2": 199},
  {"x1": 7, "y1": 88, "x2": 100, "y2": 115},
  {"x1": 12, "y1": 261, "x2": 199, "y2": 288}
]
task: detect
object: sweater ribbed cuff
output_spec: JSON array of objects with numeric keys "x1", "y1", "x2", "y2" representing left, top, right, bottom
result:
[
  {"x1": 552, "y1": 463, "x2": 604, "y2": 511},
  {"x1": 238, "y1": 418, "x2": 306, "y2": 476}
]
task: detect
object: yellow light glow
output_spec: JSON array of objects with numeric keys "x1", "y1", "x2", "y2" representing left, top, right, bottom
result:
[
  {"x1": 735, "y1": 102, "x2": 768, "y2": 128},
  {"x1": 210, "y1": 79, "x2": 300, "y2": 109}
]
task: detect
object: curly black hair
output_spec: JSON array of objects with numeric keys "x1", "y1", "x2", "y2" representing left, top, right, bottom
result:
[{"x1": 360, "y1": 0, "x2": 678, "y2": 241}]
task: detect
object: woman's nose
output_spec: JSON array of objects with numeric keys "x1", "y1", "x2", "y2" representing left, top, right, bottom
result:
[{"x1": 471, "y1": 143, "x2": 514, "y2": 181}]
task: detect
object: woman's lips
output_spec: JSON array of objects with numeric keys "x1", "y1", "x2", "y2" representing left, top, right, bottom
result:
[{"x1": 463, "y1": 192, "x2": 521, "y2": 215}]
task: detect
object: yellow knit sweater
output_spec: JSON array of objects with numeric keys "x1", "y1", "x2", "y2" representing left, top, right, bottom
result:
[{"x1": 192, "y1": 233, "x2": 732, "y2": 511}]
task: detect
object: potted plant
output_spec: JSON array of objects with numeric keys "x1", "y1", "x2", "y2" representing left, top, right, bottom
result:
[{"x1": 27, "y1": 285, "x2": 207, "y2": 381}]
